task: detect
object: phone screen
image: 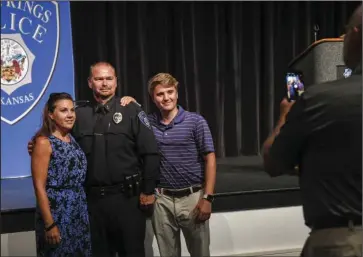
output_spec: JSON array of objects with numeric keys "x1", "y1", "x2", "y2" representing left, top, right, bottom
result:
[{"x1": 286, "y1": 72, "x2": 304, "y2": 101}]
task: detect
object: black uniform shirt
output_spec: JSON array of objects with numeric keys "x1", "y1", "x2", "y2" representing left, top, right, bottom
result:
[
  {"x1": 73, "y1": 96, "x2": 160, "y2": 194},
  {"x1": 270, "y1": 71, "x2": 362, "y2": 227},
  {"x1": 88, "y1": 96, "x2": 115, "y2": 186}
]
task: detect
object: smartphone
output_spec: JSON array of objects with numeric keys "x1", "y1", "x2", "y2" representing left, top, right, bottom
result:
[{"x1": 286, "y1": 72, "x2": 304, "y2": 101}]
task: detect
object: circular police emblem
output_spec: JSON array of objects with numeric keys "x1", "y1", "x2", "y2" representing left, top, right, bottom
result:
[
  {"x1": 113, "y1": 112, "x2": 123, "y2": 124},
  {"x1": 1, "y1": 38, "x2": 29, "y2": 85}
]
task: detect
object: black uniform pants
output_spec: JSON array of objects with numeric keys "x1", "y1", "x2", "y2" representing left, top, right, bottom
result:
[{"x1": 87, "y1": 193, "x2": 146, "y2": 257}]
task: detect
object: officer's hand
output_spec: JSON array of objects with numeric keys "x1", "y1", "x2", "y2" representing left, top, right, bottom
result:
[
  {"x1": 193, "y1": 198, "x2": 212, "y2": 223},
  {"x1": 27, "y1": 140, "x2": 35, "y2": 156},
  {"x1": 139, "y1": 193, "x2": 155, "y2": 205},
  {"x1": 120, "y1": 96, "x2": 137, "y2": 106}
]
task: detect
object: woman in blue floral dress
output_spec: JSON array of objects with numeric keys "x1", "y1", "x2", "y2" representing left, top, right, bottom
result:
[{"x1": 31, "y1": 93, "x2": 91, "y2": 256}]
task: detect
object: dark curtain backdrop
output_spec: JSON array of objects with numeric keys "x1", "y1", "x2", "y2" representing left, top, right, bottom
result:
[{"x1": 70, "y1": 1, "x2": 360, "y2": 158}]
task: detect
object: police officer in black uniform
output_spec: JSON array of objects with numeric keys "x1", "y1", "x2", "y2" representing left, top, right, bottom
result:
[{"x1": 73, "y1": 61, "x2": 160, "y2": 257}]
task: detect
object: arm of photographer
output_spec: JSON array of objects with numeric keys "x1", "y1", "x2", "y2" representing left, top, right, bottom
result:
[{"x1": 262, "y1": 98, "x2": 307, "y2": 177}]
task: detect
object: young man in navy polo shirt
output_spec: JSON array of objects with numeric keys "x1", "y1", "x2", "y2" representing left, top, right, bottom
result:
[{"x1": 121, "y1": 73, "x2": 216, "y2": 257}]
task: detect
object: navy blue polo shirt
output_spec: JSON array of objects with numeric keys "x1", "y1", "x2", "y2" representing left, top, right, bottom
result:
[{"x1": 148, "y1": 106, "x2": 215, "y2": 189}]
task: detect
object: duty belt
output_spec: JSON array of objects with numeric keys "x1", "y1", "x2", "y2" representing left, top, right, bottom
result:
[{"x1": 86, "y1": 184, "x2": 124, "y2": 197}]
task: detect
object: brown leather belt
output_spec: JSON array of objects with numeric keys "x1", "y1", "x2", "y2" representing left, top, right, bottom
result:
[{"x1": 157, "y1": 185, "x2": 202, "y2": 198}]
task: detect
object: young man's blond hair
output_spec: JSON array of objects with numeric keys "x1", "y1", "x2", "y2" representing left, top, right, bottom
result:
[{"x1": 147, "y1": 73, "x2": 179, "y2": 97}]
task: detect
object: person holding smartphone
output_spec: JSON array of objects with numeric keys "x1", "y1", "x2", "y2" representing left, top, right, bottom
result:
[{"x1": 262, "y1": 5, "x2": 362, "y2": 257}]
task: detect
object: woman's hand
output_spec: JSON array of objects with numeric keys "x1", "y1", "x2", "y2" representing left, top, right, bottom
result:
[{"x1": 45, "y1": 225, "x2": 61, "y2": 245}]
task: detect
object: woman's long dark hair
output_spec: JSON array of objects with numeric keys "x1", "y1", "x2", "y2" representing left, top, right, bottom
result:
[{"x1": 32, "y1": 92, "x2": 74, "y2": 140}]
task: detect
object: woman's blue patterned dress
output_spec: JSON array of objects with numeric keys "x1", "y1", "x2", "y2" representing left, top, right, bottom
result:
[{"x1": 35, "y1": 135, "x2": 91, "y2": 257}]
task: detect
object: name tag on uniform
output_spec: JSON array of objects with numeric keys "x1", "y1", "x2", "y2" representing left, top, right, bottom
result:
[{"x1": 113, "y1": 112, "x2": 123, "y2": 124}]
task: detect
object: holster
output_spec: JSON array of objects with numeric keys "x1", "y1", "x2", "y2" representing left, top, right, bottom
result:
[{"x1": 124, "y1": 173, "x2": 141, "y2": 198}]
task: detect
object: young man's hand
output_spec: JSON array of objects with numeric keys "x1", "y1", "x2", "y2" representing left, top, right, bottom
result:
[{"x1": 120, "y1": 96, "x2": 137, "y2": 106}]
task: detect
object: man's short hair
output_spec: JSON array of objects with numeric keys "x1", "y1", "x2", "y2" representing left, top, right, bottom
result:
[
  {"x1": 147, "y1": 73, "x2": 179, "y2": 96},
  {"x1": 343, "y1": 4, "x2": 362, "y2": 69},
  {"x1": 88, "y1": 61, "x2": 116, "y2": 79},
  {"x1": 346, "y1": 4, "x2": 362, "y2": 31}
]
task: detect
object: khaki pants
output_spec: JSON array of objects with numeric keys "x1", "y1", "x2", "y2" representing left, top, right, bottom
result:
[
  {"x1": 301, "y1": 224, "x2": 362, "y2": 257},
  {"x1": 152, "y1": 188, "x2": 210, "y2": 257}
]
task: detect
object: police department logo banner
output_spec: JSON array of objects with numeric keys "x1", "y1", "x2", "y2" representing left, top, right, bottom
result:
[{"x1": 1, "y1": 1, "x2": 75, "y2": 178}]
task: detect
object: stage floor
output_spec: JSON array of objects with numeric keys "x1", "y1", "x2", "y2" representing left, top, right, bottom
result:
[
  {"x1": 1, "y1": 156, "x2": 301, "y2": 234},
  {"x1": 1, "y1": 156, "x2": 299, "y2": 211}
]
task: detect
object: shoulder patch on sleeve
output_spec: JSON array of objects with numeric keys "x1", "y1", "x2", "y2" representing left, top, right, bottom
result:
[{"x1": 138, "y1": 111, "x2": 152, "y2": 130}]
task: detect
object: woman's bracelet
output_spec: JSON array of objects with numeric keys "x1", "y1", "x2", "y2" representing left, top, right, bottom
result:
[{"x1": 45, "y1": 222, "x2": 56, "y2": 232}]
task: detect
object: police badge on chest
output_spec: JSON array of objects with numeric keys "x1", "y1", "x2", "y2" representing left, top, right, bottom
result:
[{"x1": 113, "y1": 112, "x2": 123, "y2": 124}]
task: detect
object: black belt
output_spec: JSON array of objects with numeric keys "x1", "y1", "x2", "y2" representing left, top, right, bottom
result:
[
  {"x1": 312, "y1": 216, "x2": 362, "y2": 230},
  {"x1": 86, "y1": 184, "x2": 124, "y2": 197},
  {"x1": 158, "y1": 185, "x2": 202, "y2": 198}
]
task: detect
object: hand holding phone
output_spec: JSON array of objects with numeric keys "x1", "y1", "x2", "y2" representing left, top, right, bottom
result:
[{"x1": 286, "y1": 72, "x2": 304, "y2": 101}]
